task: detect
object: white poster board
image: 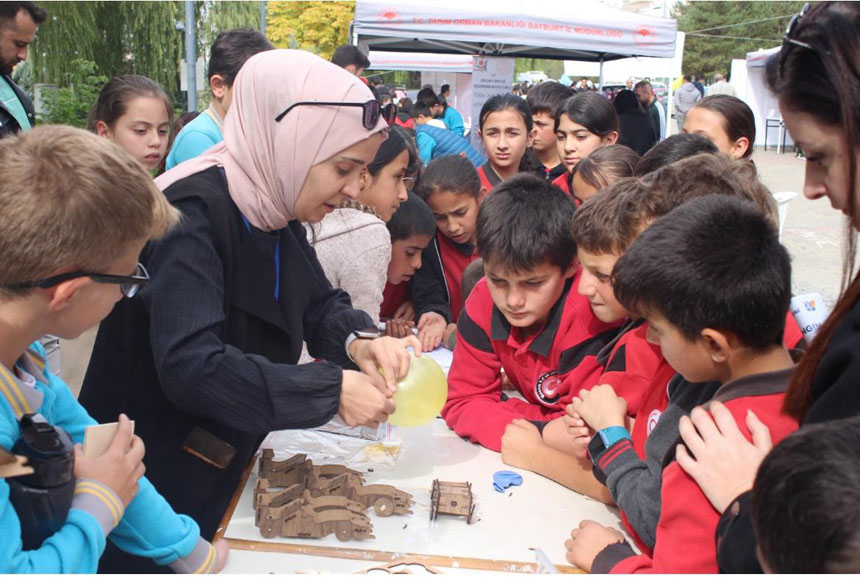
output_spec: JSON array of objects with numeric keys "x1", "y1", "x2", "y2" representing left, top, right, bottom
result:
[{"x1": 470, "y1": 56, "x2": 515, "y2": 151}]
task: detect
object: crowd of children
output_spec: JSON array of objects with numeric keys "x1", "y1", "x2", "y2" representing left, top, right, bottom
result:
[{"x1": 4, "y1": 0, "x2": 860, "y2": 574}]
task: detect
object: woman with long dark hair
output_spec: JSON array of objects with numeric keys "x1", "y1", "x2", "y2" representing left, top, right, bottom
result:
[{"x1": 670, "y1": 3, "x2": 860, "y2": 572}]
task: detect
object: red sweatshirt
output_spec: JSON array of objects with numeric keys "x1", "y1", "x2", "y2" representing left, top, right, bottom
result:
[
  {"x1": 380, "y1": 281, "x2": 410, "y2": 320},
  {"x1": 442, "y1": 271, "x2": 622, "y2": 451}
]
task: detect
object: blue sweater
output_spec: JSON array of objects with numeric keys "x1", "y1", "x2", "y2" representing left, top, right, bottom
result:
[
  {"x1": 166, "y1": 109, "x2": 223, "y2": 170},
  {"x1": 415, "y1": 124, "x2": 486, "y2": 168},
  {"x1": 0, "y1": 343, "x2": 214, "y2": 573}
]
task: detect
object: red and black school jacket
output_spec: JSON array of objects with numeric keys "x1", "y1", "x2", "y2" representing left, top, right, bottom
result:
[
  {"x1": 411, "y1": 230, "x2": 478, "y2": 324},
  {"x1": 597, "y1": 369, "x2": 799, "y2": 574},
  {"x1": 591, "y1": 312, "x2": 807, "y2": 557},
  {"x1": 595, "y1": 319, "x2": 671, "y2": 422},
  {"x1": 379, "y1": 280, "x2": 410, "y2": 320},
  {"x1": 476, "y1": 161, "x2": 503, "y2": 192},
  {"x1": 442, "y1": 271, "x2": 622, "y2": 451},
  {"x1": 550, "y1": 171, "x2": 578, "y2": 204}
]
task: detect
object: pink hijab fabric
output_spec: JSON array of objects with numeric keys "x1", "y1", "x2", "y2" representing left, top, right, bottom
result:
[{"x1": 155, "y1": 49, "x2": 388, "y2": 231}]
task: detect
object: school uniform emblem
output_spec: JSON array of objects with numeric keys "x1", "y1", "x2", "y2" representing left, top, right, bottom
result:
[
  {"x1": 647, "y1": 409, "x2": 662, "y2": 435},
  {"x1": 535, "y1": 370, "x2": 563, "y2": 406}
]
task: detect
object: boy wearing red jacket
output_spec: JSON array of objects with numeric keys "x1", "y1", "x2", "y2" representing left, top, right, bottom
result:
[
  {"x1": 500, "y1": 179, "x2": 672, "y2": 504},
  {"x1": 442, "y1": 174, "x2": 621, "y2": 452},
  {"x1": 565, "y1": 195, "x2": 799, "y2": 573}
]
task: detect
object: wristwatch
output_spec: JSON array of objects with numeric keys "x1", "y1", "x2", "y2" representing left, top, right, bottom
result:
[
  {"x1": 345, "y1": 327, "x2": 380, "y2": 361},
  {"x1": 352, "y1": 328, "x2": 381, "y2": 339},
  {"x1": 587, "y1": 426, "x2": 632, "y2": 462}
]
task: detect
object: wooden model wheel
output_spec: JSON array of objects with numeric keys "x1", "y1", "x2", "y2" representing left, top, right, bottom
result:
[
  {"x1": 373, "y1": 496, "x2": 395, "y2": 517},
  {"x1": 335, "y1": 521, "x2": 354, "y2": 542}
]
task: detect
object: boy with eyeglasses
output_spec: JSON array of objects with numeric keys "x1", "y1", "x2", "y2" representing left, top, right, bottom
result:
[{"x1": 0, "y1": 126, "x2": 227, "y2": 572}]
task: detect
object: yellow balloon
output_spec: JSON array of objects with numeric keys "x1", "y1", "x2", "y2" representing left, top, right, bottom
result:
[{"x1": 388, "y1": 353, "x2": 448, "y2": 428}]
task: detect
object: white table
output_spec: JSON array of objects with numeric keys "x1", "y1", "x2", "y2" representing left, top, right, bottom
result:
[{"x1": 220, "y1": 416, "x2": 623, "y2": 573}]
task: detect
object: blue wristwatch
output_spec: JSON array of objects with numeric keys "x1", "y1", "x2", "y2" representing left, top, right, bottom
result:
[{"x1": 598, "y1": 426, "x2": 632, "y2": 448}]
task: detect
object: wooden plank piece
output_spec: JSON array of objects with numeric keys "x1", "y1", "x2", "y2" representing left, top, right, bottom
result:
[{"x1": 224, "y1": 537, "x2": 584, "y2": 573}]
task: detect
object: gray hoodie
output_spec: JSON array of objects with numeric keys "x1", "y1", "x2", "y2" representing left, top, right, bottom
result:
[{"x1": 673, "y1": 82, "x2": 702, "y2": 114}]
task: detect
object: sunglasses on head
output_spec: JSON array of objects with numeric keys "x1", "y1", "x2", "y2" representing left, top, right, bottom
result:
[
  {"x1": 275, "y1": 99, "x2": 384, "y2": 130},
  {"x1": 784, "y1": 2, "x2": 813, "y2": 50},
  {"x1": 5, "y1": 263, "x2": 150, "y2": 299}
]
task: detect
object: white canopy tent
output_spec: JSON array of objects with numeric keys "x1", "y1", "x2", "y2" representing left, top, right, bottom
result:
[
  {"x1": 563, "y1": 32, "x2": 685, "y2": 83},
  {"x1": 368, "y1": 51, "x2": 474, "y2": 73},
  {"x1": 730, "y1": 46, "x2": 793, "y2": 149},
  {"x1": 353, "y1": 0, "x2": 677, "y2": 86}
]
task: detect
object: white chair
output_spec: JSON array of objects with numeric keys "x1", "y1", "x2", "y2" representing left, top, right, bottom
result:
[{"x1": 772, "y1": 191, "x2": 799, "y2": 240}]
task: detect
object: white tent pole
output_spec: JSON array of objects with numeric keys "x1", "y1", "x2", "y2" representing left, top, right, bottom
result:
[{"x1": 598, "y1": 56, "x2": 605, "y2": 90}]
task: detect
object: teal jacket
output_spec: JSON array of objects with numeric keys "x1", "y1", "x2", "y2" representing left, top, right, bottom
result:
[
  {"x1": 166, "y1": 109, "x2": 223, "y2": 170},
  {"x1": 0, "y1": 343, "x2": 214, "y2": 573},
  {"x1": 442, "y1": 106, "x2": 465, "y2": 136},
  {"x1": 415, "y1": 124, "x2": 486, "y2": 168}
]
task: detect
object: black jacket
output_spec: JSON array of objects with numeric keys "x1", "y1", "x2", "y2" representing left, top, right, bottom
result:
[
  {"x1": 0, "y1": 75, "x2": 34, "y2": 137},
  {"x1": 79, "y1": 167, "x2": 373, "y2": 571},
  {"x1": 618, "y1": 111, "x2": 657, "y2": 156},
  {"x1": 716, "y1": 297, "x2": 860, "y2": 572}
]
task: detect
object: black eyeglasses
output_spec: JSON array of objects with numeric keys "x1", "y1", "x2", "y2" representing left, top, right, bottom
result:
[
  {"x1": 783, "y1": 3, "x2": 813, "y2": 51},
  {"x1": 6, "y1": 263, "x2": 150, "y2": 298},
  {"x1": 275, "y1": 100, "x2": 382, "y2": 129}
]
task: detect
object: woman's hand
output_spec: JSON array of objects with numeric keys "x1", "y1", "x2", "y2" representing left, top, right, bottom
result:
[
  {"x1": 348, "y1": 335, "x2": 422, "y2": 395},
  {"x1": 675, "y1": 400, "x2": 773, "y2": 513},
  {"x1": 338, "y1": 370, "x2": 396, "y2": 427}
]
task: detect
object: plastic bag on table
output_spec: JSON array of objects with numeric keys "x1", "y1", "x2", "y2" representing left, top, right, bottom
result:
[{"x1": 261, "y1": 417, "x2": 402, "y2": 471}]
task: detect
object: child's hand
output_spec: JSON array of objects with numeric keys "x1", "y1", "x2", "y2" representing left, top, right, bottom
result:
[
  {"x1": 213, "y1": 539, "x2": 230, "y2": 573},
  {"x1": 564, "y1": 520, "x2": 627, "y2": 572},
  {"x1": 393, "y1": 300, "x2": 415, "y2": 322},
  {"x1": 383, "y1": 318, "x2": 415, "y2": 338},
  {"x1": 563, "y1": 406, "x2": 593, "y2": 451},
  {"x1": 501, "y1": 419, "x2": 544, "y2": 470},
  {"x1": 542, "y1": 416, "x2": 588, "y2": 458},
  {"x1": 570, "y1": 384, "x2": 627, "y2": 432},
  {"x1": 416, "y1": 312, "x2": 447, "y2": 350},
  {"x1": 441, "y1": 322, "x2": 457, "y2": 350},
  {"x1": 73, "y1": 414, "x2": 145, "y2": 507}
]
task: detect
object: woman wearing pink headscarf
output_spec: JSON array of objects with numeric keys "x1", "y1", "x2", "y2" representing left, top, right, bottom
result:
[{"x1": 79, "y1": 50, "x2": 420, "y2": 572}]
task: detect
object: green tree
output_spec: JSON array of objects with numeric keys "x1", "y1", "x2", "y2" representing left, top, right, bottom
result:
[
  {"x1": 29, "y1": 1, "x2": 260, "y2": 107},
  {"x1": 674, "y1": 1, "x2": 806, "y2": 79},
  {"x1": 40, "y1": 59, "x2": 108, "y2": 127},
  {"x1": 266, "y1": 1, "x2": 354, "y2": 60},
  {"x1": 514, "y1": 58, "x2": 564, "y2": 82}
]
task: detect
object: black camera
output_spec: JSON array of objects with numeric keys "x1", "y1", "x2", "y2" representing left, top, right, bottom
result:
[{"x1": 8, "y1": 414, "x2": 75, "y2": 550}]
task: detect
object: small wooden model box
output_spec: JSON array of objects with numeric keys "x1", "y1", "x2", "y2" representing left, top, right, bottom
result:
[{"x1": 429, "y1": 479, "x2": 475, "y2": 524}]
